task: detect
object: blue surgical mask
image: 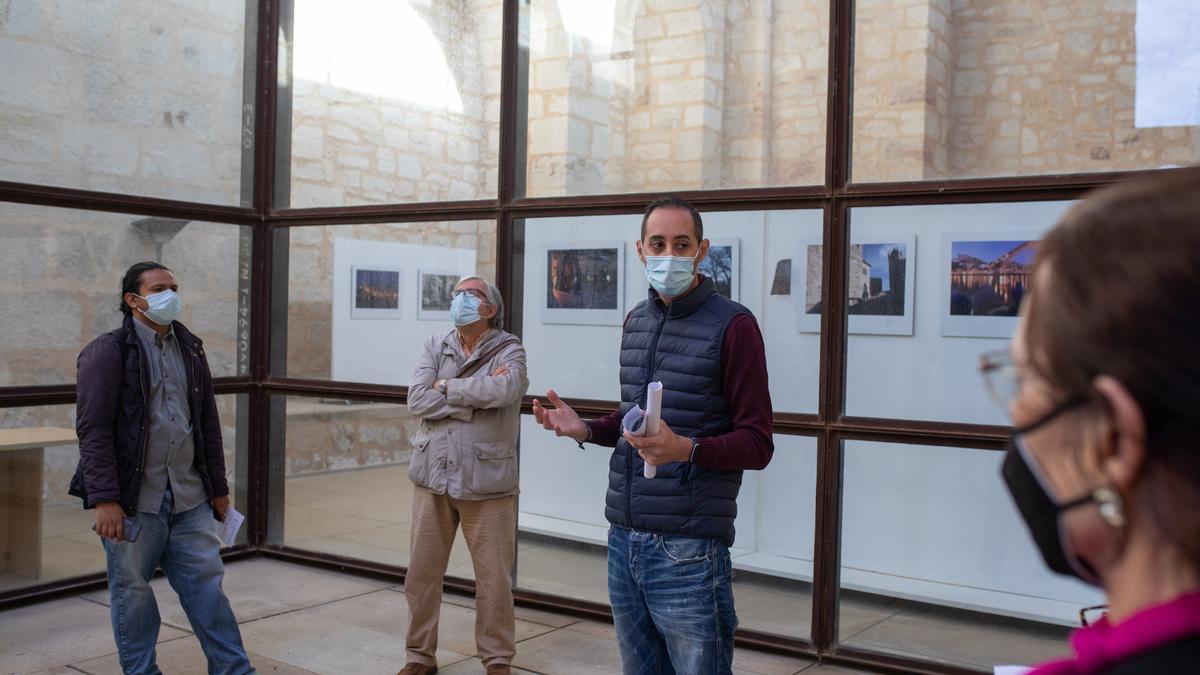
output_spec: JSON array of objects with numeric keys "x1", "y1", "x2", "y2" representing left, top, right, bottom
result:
[
  {"x1": 450, "y1": 291, "x2": 484, "y2": 327},
  {"x1": 136, "y1": 290, "x2": 182, "y2": 326},
  {"x1": 644, "y1": 255, "x2": 696, "y2": 297}
]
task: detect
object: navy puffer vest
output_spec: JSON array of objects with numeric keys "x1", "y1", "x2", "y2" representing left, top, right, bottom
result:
[{"x1": 604, "y1": 277, "x2": 750, "y2": 546}]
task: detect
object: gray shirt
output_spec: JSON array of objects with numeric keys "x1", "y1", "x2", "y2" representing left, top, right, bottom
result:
[{"x1": 132, "y1": 319, "x2": 208, "y2": 514}]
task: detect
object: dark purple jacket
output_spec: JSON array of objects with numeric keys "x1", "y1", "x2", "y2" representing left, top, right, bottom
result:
[{"x1": 69, "y1": 314, "x2": 229, "y2": 514}]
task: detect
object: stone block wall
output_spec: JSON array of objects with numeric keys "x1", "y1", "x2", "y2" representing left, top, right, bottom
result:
[
  {"x1": 0, "y1": 204, "x2": 244, "y2": 387},
  {"x1": 852, "y1": 0, "x2": 1199, "y2": 181},
  {"x1": 286, "y1": 0, "x2": 504, "y2": 207},
  {"x1": 524, "y1": 0, "x2": 829, "y2": 196},
  {"x1": 0, "y1": 0, "x2": 248, "y2": 204},
  {"x1": 282, "y1": 399, "x2": 417, "y2": 476}
]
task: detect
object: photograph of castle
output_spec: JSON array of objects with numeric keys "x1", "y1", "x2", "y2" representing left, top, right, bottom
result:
[{"x1": 798, "y1": 235, "x2": 917, "y2": 335}]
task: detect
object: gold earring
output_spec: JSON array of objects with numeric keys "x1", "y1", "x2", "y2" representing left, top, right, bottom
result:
[{"x1": 1092, "y1": 487, "x2": 1126, "y2": 528}]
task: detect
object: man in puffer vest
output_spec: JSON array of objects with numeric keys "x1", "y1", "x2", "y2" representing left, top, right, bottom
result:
[{"x1": 533, "y1": 196, "x2": 774, "y2": 674}]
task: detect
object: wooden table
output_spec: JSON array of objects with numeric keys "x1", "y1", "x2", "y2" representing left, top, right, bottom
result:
[{"x1": 0, "y1": 427, "x2": 78, "y2": 578}]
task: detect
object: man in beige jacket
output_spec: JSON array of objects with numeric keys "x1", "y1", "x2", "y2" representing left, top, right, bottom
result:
[{"x1": 399, "y1": 276, "x2": 528, "y2": 675}]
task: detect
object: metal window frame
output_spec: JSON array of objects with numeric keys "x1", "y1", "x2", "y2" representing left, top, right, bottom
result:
[{"x1": 0, "y1": 0, "x2": 1169, "y2": 671}]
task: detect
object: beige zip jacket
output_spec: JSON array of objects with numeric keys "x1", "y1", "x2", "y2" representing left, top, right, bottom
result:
[{"x1": 406, "y1": 328, "x2": 529, "y2": 500}]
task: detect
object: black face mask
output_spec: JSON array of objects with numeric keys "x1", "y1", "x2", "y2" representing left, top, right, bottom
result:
[{"x1": 1001, "y1": 397, "x2": 1102, "y2": 585}]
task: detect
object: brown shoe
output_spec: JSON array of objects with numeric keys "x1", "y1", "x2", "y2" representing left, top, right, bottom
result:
[
  {"x1": 485, "y1": 665, "x2": 511, "y2": 675},
  {"x1": 397, "y1": 663, "x2": 437, "y2": 675}
]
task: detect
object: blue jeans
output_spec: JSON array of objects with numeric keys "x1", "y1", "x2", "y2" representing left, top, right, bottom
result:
[
  {"x1": 103, "y1": 489, "x2": 253, "y2": 675},
  {"x1": 607, "y1": 526, "x2": 738, "y2": 675}
]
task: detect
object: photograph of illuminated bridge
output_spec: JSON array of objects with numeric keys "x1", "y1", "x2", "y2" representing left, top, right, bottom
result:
[{"x1": 948, "y1": 239, "x2": 1038, "y2": 317}]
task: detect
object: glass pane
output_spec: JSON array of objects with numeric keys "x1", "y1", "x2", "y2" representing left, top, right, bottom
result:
[
  {"x1": 0, "y1": 1, "x2": 253, "y2": 204},
  {"x1": 271, "y1": 394, "x2": 476, "y2": 580},
  {"x1": 0, "y1": 202, "x2": 252, "y2": 386},
  {"x1": 852, "y1": 1, "x2": 1200, "y2": 182},
  {"x1": 0, "y1": 395, "x2": 248, "y2": 594},
  {"x1": 279, "y1": 0, "x2": 502, "y2": 207},
  {"x1": 516, "y1": 209, "x2": 821, "y2": 414},
  {"x1": 841, "y1": 201, "x2": 1074, "y2": 424},
  {"x1": 515, "y1": 414, "x2": 609, "y2": 604},
  {"x1": 731, "y1": 434, "x2": 816, "y2": 640},
  {"x1": 521, "y1": 0, "x2": 829, "y2": 197},
  {"x1": 277, "y1": 220, "x2": 496, "y2": 383},
  {"x1": 839, "y1": 440, "x2": 1101, "y2": 669},
  {"x1": 518, "y1": 425, "x2": 816, "y2": 644}
]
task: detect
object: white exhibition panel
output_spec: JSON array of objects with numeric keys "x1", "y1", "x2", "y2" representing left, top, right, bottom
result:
[
  {"x1": 737, "y1": 435, "x2": 818, "y2": 578},
  {"x1": 842, "y1": 441, "x2": 1104, "y2": 625},
  {"x1": 518, "y1": 414, "x2": 612, "y2": 542},
  {"x1": 845, "y1": 200, "x2": 1076, "y2": 425},
  {"x1": 521, "y1": 210, "x2": 822, "y2": 413},
  {"x1": 331, "y1": 237, "x2": 477, "y2": 385},
  {"x1": 759, "y1": 210, "x2": 824, "y2": 414}
]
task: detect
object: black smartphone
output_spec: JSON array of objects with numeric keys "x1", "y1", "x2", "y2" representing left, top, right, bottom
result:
[{"x1": 92, "y1": 517, "x2": 143, "y2": 542}]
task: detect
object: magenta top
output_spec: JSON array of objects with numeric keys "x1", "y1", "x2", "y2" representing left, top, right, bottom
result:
[{"x1": 1031, "y1": 591, "x2": 1200, "y2": 674}]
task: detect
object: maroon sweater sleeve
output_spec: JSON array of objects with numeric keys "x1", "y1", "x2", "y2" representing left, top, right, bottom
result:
[
  {"x1": 691, "y1": 313, "x2": 775, "y2": 470},
  {"x1": 585, "y1": 408, "x2": 623, "y2": 448},
  {"x1": 585, "y1": 313, "x2": 775, "y2": 469}
]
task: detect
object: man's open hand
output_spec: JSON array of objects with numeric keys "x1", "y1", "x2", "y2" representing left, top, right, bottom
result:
[{"x1": 532, "y1": 389, "x2": 588, "y2": 443}]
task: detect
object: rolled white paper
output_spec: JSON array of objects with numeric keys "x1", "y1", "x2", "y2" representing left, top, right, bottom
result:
[{"x1": 643, "y1": 381, "x2": 663, "y2": 478}]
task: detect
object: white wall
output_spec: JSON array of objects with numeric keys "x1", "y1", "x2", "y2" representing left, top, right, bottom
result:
[
  {"x1": 845, "y1": 200, "x2": 1075, "y2": 424},
  {"x1": 520, "y1": 210, "x2": 823, "y2": 412},
  {"x1": 331, "y1": 237, "x2": 476, "y2": 385},
  {"x1": 842, "y1": 441, "x2": 1105, "y2": 624}
]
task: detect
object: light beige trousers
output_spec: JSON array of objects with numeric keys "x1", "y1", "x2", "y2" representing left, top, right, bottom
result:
[{"x1": 404, "y1": 485, "x2": 516, "y2": 667}]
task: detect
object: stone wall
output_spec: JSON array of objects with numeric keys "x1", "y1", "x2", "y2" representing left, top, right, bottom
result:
[
  {"x1": 286, "y1": 0, "x2": 504, "y2": 207},
  {"x1": 0, "y1": 204, "x2": 244, "y2": 387},
  {"x1": 524, "y1": 0, "x2": 829, "y2": 196},
  {"x1": 282, "y1": 400, "x2": 417, "y2": 475},
  {"x1": 0, "y1": 0, "x2": 248, "y2": 204},
  {"x1": 852, "y1": 0, "x2": 1200, "y2": 181},
  {"x1": 1, "y1": 0, "x2": 249, "y2": 390}
]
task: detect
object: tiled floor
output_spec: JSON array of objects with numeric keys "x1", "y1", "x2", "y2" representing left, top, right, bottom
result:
[
  {"x1": 6, "y1": 465, "x2": 1070, "y2": 672},
  {"x1": 0, "y1": 558, "x2": 866, "y2": 675}
]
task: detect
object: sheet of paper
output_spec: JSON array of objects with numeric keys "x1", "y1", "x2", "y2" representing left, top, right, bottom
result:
[
  {"x1": 219, "y1": 507, "x2": 245, "y2": 546},
  {"x1": 1136, "y1": 0, "x2": 1200, "y2": 128},
  {"x1": 643, "y1": 381, "x2": 663, "y2": 478},
  {"x1": 619, "y1": 382, "x2": 666, "y2": 478}
]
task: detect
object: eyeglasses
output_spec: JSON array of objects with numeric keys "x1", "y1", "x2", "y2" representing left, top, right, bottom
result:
[
  {"x1": 978, "y1": 349, "x2": 1022, "y2": 411},
  {"x1": 1079, "y1": 604, "x2": 1108, "y2": 627},
  {"x1": 451, "y1": 288, "x2": 489, "y2": 303}
]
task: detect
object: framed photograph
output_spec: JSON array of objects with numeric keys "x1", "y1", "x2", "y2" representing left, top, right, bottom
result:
[
  {"x1": 796, "y1": 235, "x2": 917, "y2": 336},
  {"x1": 417, "y1": 270, "x2": 460, "y2": 321},
  {"x1": 940, "y1": 233, "x2": 1039, "y2": 339},
  {"x1": 350, "y1": 266, "x2": 402, "y2": 319},
  {"x1": 699, "y1": 238, "x2": 740, "y2": 301},
  {"x1": 770, "y1": 258, "x2": 792, "y2": 296},
  {"x1": 541, "y1": 243, "x2": 625, "y2": 325}
]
